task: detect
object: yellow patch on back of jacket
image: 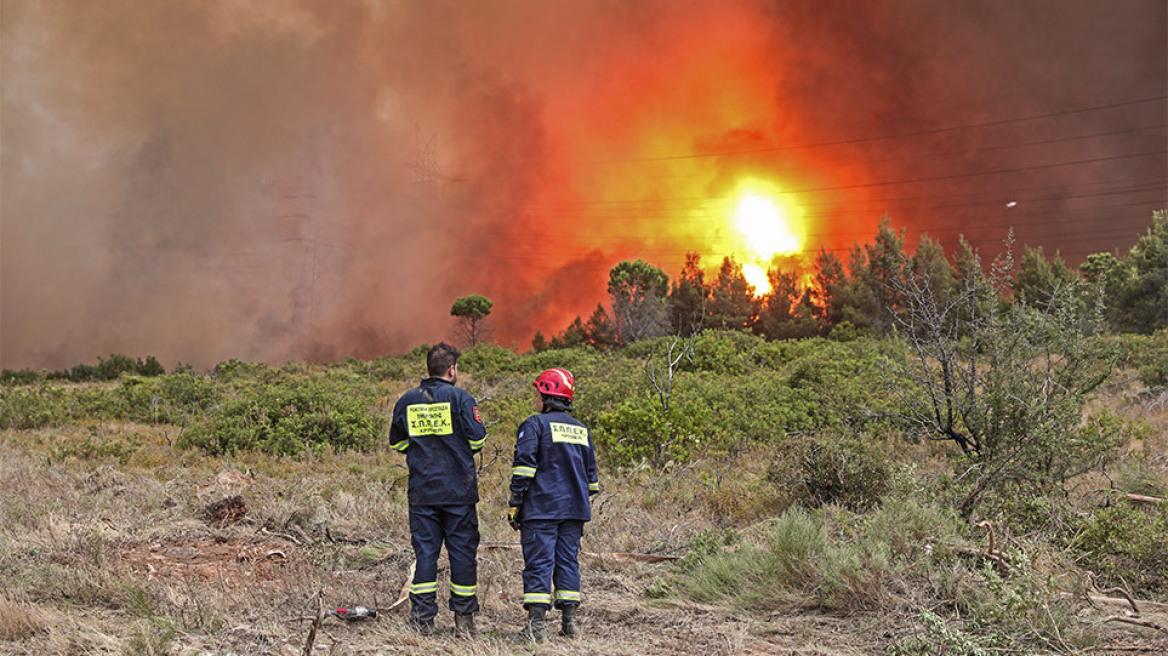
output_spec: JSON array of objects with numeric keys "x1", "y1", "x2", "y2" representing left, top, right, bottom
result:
[
  {"x1": 407, "y1": 403, "x2": 453, "y2": 436},
  {"x1": 550, "y1": 422, "x2": 589, "y2": 446}
]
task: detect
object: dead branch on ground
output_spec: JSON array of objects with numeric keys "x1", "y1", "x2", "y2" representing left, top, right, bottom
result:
[
  {"x1": 302, "y1": 590, "x2": 324, "y2": 656},
  {"x1": 1101, "y1": 616, "x2": 1168, "y2": 635}
]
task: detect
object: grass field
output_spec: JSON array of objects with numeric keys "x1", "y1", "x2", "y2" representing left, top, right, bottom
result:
[{"x1": 1, "y1": 344, "x2": 1166, "y2": 655}]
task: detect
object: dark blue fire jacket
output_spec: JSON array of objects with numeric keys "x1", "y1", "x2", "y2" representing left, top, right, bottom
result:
[
  {"x1": 510, "y1": 411, "x2": 599, "y2": 521},
  {"x1": 389, "y1": 378, "x2": 487, "y2": 506}
]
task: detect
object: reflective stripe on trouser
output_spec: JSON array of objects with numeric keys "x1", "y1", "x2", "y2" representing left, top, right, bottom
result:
[
  {"x1": 408, "y1": 504, "x2": 480, "y2": 619},
  {"x1": 520, "y1": 518, "x2": 584, "y2": 608}
]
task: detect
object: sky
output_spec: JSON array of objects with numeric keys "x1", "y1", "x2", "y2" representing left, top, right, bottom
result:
[{"x1": 2, "y1": 0, "x2": 1165, "y2": 371}]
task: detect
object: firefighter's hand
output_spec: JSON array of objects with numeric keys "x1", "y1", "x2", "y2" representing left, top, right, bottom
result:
[{"x1": 507, "y1": 506, "x2": 521, "y2": 531}]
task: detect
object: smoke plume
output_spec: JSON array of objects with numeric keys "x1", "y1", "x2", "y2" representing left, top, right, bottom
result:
[{"x1": 2, "y1": 0, "x2": 1164, "y2": 370}]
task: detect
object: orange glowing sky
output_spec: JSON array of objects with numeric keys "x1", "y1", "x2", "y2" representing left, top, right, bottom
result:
[{"x1": 2, "y1": 0, "x2": 1164, "y2": 370}]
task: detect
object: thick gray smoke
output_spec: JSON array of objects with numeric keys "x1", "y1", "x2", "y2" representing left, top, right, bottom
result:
[{"x1": 2, "y1": 0, "x2": 1164, "y2": 370}]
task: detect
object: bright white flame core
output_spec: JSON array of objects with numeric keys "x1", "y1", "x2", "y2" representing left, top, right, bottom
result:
[
  {"x1": 735, "y1": 194, "x2": 800, "y2": 257},
  {"x1": 742, "y1": 263, "x2": 768, "y2": 293},
  {"x1": 731, "y1": 192, "x2": 802, "y2": 296}
]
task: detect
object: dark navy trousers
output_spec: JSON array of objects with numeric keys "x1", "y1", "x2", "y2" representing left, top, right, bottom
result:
[
  {"x1": 408, "y1": 504, "x2": 480, "y2": 619},
  {"x1": 520, "y1": 519, "x2": 584, "y2": 608}
]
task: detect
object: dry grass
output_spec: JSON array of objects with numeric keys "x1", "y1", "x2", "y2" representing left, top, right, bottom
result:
[
  {"x1": 0, "y1": 596, "x2": 50, "y2": 642},
  {"x1": 1, "y1": 369, "x2": 1166, "y2": 655},
  {"x1": 0, "y1": 422, "x2": 880, "y2": 656}
]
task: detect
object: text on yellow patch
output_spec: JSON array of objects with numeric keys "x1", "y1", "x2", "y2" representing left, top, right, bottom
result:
[
  {"x1": 407, "y1": 403, "x2": 453, "y2": 436},
  {"x1": 550, "y1": 422, "x2": 589, "y2": 446}
]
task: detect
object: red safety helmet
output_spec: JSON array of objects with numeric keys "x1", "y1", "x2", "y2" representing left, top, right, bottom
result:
[{"x1": 533, "y1": 368, "x2": 575, "y2": 400}]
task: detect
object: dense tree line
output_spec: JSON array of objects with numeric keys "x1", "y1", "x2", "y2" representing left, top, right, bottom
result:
[
  {"x1": 539, "y1": 210, "x2": 1168, "y2": 349},
  {"x1": 1, "y1": 353, "x2": 167, "y2": 384}
]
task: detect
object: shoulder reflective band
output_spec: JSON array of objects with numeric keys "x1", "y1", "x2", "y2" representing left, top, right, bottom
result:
[
  {"x1": 407, "y1": 403, "x2": 453, "y2": 436},
  {"x1": 550, "y1": 422, "x2": 589, "y2": 446}
]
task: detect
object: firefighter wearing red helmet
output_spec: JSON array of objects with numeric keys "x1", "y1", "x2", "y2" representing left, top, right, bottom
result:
[{"x1": 509, "y1": 367, "x2": 599, "y2": 642}]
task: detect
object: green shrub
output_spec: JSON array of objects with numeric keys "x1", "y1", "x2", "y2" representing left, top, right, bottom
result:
[
  {"x1": 859, "y1": 495, "x2": 963, "y2": 561},
  {"x1": 0, "y1": 369, "x2": 42, "y2": 385},
  {"x1": 1069, "y1": 501, "x2": 1168, "y2": 594},
  {"x1": 676, "y1": 372, "x2": 822, "y2": 449},
  {"x1": 179, "y1": 378, "x2": 383, "y2": 457},
  {"x1": 680, "y1": 330, "x2": 766, "y2": 374},
  {"x1": 679, "y1": 528, "x2": 741, "y2": 571},
  {"x1": 683, "y1": 501, "x2": 1090, "y2": 649},
  {"x1": 68, "y1": 386, "x2": 128, "y2": 420},
  {"x1": 96, "y1": 353, "x2": 140, "y2": 380},
  {"x1": 117, "y1": 373, "x2": 221, "y2": 425},
  {"x1": 211, "y1": 358, "x2": 270, "y2": 382},
  {"x1": 49, "y1": 430, "x2": 136, "y2": 464},
  {"x1": 459, "y1": 343, "x2": 525, "y2": 380},
  {"x1": 888, "y1": 609, "x2": 992, "y2": 656},
  {"x1": 770, "y1": 434, "x2": 892, "y2": 511},
  {"x1": 0, "y1": 383, "x2": 70, "y2": 429},
  {"x1": 590, "y1": 395, "x2": 706, "y2": 466},
  {"x1": 528, "y1": 347, "x2": 617, "y2": 381},
  {"x1": 360, "y1": 354, "x2": 411, "y2": 381},
  {"x1": 1140, "y1": 358, "x2": 1168, "y2": 388},
  {"x1": 1107, "y1": 330, "x2": 1168, "y2": 373}
]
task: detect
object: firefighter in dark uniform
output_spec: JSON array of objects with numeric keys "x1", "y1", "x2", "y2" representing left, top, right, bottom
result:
[
  {"x1": 389, "y1": 342, "x2": 487, "y2": 637},
  {"x1": 508, "y1": 367, "x2": 599, "y2": 642}
]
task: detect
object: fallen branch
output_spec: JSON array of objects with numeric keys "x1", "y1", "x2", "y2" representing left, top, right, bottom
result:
[
  {"x1": 954, "y1": 521, "x2": 1010, "y2": 576},
  {"x1": 1123, "y1": 493, "x2": 1166, "y2": 506},
  {"x1": 303, "y1": 590, "x2": 324, "y2": 656},
  {"x1": 585, "y1": 551, "x2": 681, "y2": 563},
  {"x1": 974, "y1": 520, "x2": 1010, "y2": 576},
  {"x1": 478, "y1": 542, "x2": 522, "y2": 555},
  {"x1": 1097, "y1": 586, "x2": 1141, "y2": 615},
  {"x1": 1090, "y1": 646, "x2": 1168, "y2": 653},
  {"x1": 324, "y1": 527, "x2": 368, "y2": 545},
  {"x1": 259, "y1": 527, "x2": 302, "y2": 546},
  {"x1": 1060, "y1": 592, "x2": 1168, "y2": 612},
  {"x1": 1102, "y1": 615, "x2": 1168, "y2": 635}
]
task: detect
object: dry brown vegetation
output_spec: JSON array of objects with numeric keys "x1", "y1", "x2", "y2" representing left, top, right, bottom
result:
[{"x1": 1, "y1": 371, "x2": 1166, "y2": 655}]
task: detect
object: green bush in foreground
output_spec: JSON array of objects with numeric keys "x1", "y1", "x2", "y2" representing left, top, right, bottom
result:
[
  {"x1": 0, "y1": 383, "x2": 71, "y2": 429},
  {"x1": 768, "y1": 434, "x2": 892, "y2": 511},
  {"x1": 179, "y1": 378, "x2": 383, "y2": 457},
  {"x1": 1069, "y1": 501, "x2": 1168, "y2": 594},
  {"x1": 117, "y1": 373, "x2": 222, "y2": 425}
]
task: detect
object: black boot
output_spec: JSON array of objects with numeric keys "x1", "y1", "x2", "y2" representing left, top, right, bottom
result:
[
  {"x1": 408, "y1": 615, "x2": 435, "y2": 637},
  {"x1": 560, "y1": 604, "x2": 580, "y2": 638},
  {"x1": 454, "y1": 611, "x2": 475, "y2": 637},
  {"x1": 516, "y1": 606, "x2": 547, "y2": 643}
]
